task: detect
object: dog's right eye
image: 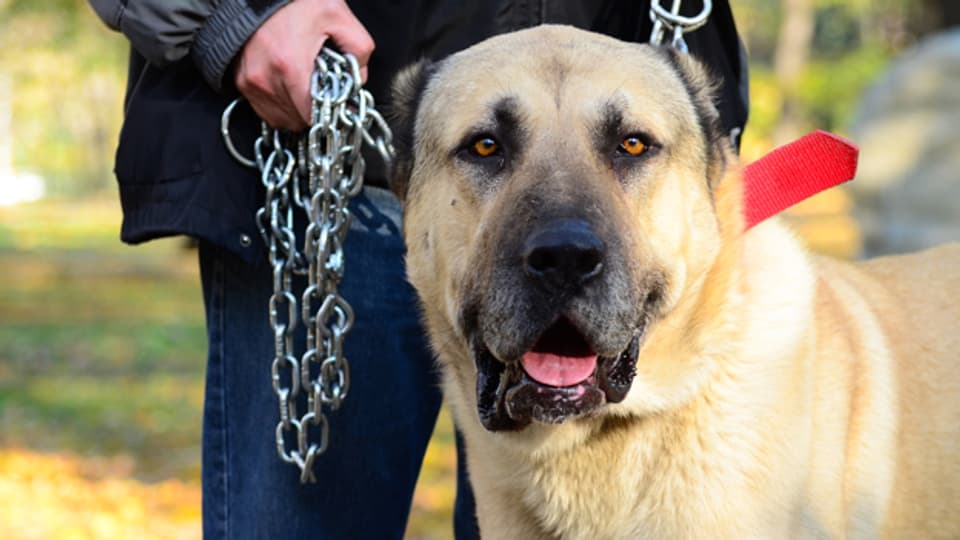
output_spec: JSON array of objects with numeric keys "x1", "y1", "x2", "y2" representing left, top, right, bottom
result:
[{"x1": 619, "y1": 136, "x2": 647, "y2": 156}]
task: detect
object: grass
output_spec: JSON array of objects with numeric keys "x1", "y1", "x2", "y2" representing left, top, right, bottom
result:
[{"x1": 0, "y1": 198, "x2": 460, "y2": 539}]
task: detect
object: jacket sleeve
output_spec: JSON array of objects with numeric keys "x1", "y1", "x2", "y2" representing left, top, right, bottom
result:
[
  {"x1": 88, "y1": 0, "x2": 291, "y2": 91},
  {"x1": 88, "y1": 0, "x2": 215, "y2": 66},
  {"x1": 192, "y1": 0, "x2": 292, "y2": 91}
]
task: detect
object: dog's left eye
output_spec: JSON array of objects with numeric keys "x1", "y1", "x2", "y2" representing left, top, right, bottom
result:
[
  {"x1": 471, "y1": 137, "x2": 500, "y2": 158},
  {"x1": 456, "y1": 134, "x2": 506, "y2": 172},
  {"x1": 619, "y1": 136, "x2": 647, "y2": 156}
]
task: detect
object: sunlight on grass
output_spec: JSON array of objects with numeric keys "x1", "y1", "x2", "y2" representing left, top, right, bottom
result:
[
  {"x1": 406, "y1": 408, "x2": 458, "y2": 540},
  {"x1": 0, "y1": 448, "x2": 201, "y2": 540},
  {"x1": 0, "y1": 199, "x2": 129, "y2": 252},
  {"x1": 1, "y1": 198, "x2": 208, "y2": 538}
]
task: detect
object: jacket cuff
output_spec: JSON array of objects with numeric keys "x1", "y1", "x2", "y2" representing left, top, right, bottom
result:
[
  {"x1": 88, "y1": 0, "x2": 124, "y2": 31},
  {"x1": 192, "y1": 0, "x2": 292, "y2": 91}
]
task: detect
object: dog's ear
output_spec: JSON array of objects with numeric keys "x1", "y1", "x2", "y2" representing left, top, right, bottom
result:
[
  {"x1": 388, "y1": 59, "x2": 436, "y2": 202},
  {"x1": 659, "y1": 48, "x2": 729, "y2": 190}
]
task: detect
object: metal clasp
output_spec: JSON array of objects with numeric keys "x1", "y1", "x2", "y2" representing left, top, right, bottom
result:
[{"x1": 648, "y1": 0, "x2": 713, "y2": 53}]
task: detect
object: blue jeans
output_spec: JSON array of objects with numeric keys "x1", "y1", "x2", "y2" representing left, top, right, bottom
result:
[{"x1": 199, "y1": 186, "x2": 478, "y2": 539}]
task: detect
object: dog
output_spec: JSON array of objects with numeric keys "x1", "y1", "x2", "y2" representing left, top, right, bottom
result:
[{"x1": 388, "y1": 25, "x2": 960, "y2": 539}]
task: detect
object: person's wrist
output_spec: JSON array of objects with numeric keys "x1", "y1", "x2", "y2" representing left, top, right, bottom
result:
[{"x1": 193, "y1": 0, "x2": 294, "y2": 91}]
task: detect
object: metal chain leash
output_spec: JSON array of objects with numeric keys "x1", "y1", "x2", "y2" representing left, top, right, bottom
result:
[
  {"x1": 647, "y1": 1, "x2": 737, "y2": 147},
  {"x1": 648, "y1": 0, "x2": 712, "y2": 53},
  {"x1": 221, "y1": 49, "x2": 394, "y2": 483},
  {"x1": 650, "y1": 0, "x2": 743, "y2": 148}
]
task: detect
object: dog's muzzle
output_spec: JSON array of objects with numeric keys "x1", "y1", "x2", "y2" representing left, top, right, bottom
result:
[
  {"x1": 467, "y1": 218, "x2": 650, "y2": 431},
  {"x1": 472, "y1": 319, "x2": 641, "y2": 431}
]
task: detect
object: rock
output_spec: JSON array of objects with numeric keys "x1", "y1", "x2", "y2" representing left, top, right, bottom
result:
[{"x1": 849, "y1": 29, "x2": 960, "y2": 256}]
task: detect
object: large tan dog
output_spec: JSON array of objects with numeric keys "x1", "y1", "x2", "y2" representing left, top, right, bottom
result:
[{"x1": 389, "y1": 25, "x2": 960, "y2": 539}]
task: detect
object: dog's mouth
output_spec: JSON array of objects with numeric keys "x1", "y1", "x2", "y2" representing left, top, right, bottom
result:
[{"x1": 474, "y1": 318, "x2": 639, "y2": 431}]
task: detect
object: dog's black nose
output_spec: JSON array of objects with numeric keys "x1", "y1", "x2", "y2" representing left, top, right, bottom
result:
[{"x1": 523, "y1": 219, "x2": 604, "y2": 289}]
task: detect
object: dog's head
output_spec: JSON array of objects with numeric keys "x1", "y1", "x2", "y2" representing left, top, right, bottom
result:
[{"x1": 390, "y1": 26, "x2": 743, "y2": 442}]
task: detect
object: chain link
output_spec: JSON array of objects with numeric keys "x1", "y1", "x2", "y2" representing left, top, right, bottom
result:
[
  {"x1": 648, "y1": 0, "x2": 712, "y2": 53},
  {"x1": 222, "y1": 49, "x2": 394, "y2": 483}
]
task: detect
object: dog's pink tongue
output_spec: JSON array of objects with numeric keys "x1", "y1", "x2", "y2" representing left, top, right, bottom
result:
[{"x1": 521, "y1": 352, "x2": 597, "y2": 387}]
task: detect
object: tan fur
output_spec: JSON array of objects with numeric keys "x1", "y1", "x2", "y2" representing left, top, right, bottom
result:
[{"x1": 395, "y1": 26, "x2": 960, "y2": 539}]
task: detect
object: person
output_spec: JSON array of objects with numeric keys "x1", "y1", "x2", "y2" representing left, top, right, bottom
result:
[{"x1": 89, "y1": 1, "x2": 749, "y2": 538}]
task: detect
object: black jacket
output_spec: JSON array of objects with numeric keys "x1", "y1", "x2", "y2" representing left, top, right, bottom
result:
[{"x1": 95, "y1": 0, "x2": 748, "y2": 265}]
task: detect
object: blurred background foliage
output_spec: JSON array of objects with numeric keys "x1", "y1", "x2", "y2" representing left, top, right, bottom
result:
[
  {"x1": 0, "y1": 0, "x2": 127, "y2": 196},
  {"x1": 0, "y1": 1, "x2": 957, "y2": 539},
  {"x1": 1, "y1": 0, "x2": 957, "y2": 197}
]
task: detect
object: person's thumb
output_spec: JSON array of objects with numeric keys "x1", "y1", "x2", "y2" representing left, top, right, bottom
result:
[{"x1": 326, "y1": 15, "x2": 375, "y2": 83}]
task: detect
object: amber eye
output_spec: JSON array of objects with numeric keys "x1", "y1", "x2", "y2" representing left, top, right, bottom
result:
[
  {"x1": 471, "y1": 137, "x2": 499, "y2": 157},
  {"x1": 620, "y1": 136, "x2": 647, "y2": 156}
]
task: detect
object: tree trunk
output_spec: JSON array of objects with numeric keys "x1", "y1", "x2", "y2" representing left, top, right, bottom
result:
[{"x1": 773, "y1": 0, "x2": 815, "y2": 144}]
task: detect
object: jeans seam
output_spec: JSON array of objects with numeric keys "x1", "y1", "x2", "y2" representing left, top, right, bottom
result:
[
  {"x1": 215, "y1": 254, "x2": 230, "y2": 539},
  {"x1": 203, "y1": 244, "x2": 230, "y2": 540}
]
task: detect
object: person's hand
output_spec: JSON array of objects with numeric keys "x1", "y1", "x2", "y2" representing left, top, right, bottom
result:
[{"x1": 234, "y1": 0, "x2": 374, "y2": 131}]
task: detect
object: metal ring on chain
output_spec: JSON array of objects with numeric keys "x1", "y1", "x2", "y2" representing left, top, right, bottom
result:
[
  {"x1": 650, "y1": 0, "x2": 712, "y2": 29},
  {"x1": 221, "y1": 98, "x2": 257, "y2": 168},
  {"x1": 648, "y1": 0, "x2": 713, "y2": 52}
]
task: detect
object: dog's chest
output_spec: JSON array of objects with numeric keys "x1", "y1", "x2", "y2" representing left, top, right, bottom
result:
[
  {"x1": 518, "y1": 438, "x2": 785, "y2": 540},
  {"x1": 522, "y1": 456, "x2": 643, "y2": 539}
]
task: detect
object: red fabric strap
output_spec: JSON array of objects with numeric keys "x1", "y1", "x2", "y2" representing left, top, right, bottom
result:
[{"x1": 742, "y1": 130, "x2": 859, "y2": 230}]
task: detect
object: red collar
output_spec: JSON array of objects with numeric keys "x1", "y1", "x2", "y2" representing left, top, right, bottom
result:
[{"x1": 743, "y1": 130, "x2": 859, "y2": 230}]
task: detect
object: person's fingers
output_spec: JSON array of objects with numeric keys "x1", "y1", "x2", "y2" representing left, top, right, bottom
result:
[
  {"x1": 234, "y1": 0, "x2": 376, "y2": 130},
  {"x1": 287, "y1": 51, "x2": 319, "y2": 129},
  {"x1": 325, "y1": 5, "x2": 375, "y2": 83},
  {"x1": 235, "y1": 48, "x2": 306, "y2": 131},
  {"x1": 250, "y1": 90, "x2": 304, "y2": 132}
]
